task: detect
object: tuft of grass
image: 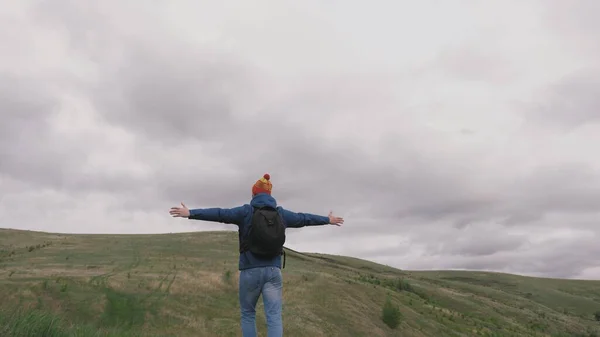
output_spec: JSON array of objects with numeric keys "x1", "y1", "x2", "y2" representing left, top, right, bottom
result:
[
  {"x1": 0, "y1": 306, "x2": 140, "y2": 337},
  {"x1": 100, "y1": 288, "x2": 146, "y2": 329},
  {"x1": 223, "y1": 269, "x2": 232, "y2": 284},
  {"x1": 0, "y1": 307, "x2": 65, "y2": 337}
]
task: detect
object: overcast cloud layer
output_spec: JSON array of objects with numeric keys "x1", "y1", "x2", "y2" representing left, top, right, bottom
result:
[{"x1": 1, "y1": 0, "x2": 599, "y2": 280}]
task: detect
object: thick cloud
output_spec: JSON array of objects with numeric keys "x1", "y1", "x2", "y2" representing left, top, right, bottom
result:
[
  {"x1": 1, "y1": 0, "x2": 599, "y2": 280},
  {"x1": 526, "y1": 69, "x2": 600, "y2": 129},
  {"x1": 0, "y1": 75, "x2": 61, "y2": 183}
]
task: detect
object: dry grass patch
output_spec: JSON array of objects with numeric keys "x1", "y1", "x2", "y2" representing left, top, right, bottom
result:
[
  {"x1": 106, "y1": 273, "x2": 132, "y2": 290},
  {"x1": 19, "y1": 289, "x2": 35, "y2": 298},
  {"x1": 438, "y1": 287, "x2": 469, "y2": 297},
  {"x1": 35, "y1": 266, "x2": 108, "y2": 278},
  {"x1": 161, "y1": 308, "x2": 209, "y2": 331},
  {"x1": 169, "y1": 270, "x2": 234, "y2": 294},
  {"x1": 88, "y1": 293, "x2": 108, "y2": 315}
]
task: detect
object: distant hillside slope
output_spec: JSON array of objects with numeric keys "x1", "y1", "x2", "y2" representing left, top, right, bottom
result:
[{"x1": 1, "y1": 228, "x2": 599, "y2": 337}]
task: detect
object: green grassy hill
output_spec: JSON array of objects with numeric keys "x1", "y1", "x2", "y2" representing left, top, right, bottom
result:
[{"x1": 1, "y1": 228, "x2": 599, "y2": 337}]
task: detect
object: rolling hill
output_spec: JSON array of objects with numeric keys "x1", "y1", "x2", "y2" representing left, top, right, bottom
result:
[{"x1": 1, "y1": 228, "x2": 599, "y2": 337}]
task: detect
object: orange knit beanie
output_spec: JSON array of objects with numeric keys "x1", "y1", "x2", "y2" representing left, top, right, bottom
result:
[{"x1": 252, "y1": 173, "x2": 272, "y2": 195}]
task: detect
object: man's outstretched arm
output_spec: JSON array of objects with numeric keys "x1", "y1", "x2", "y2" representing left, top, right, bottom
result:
[
  {"x1": 169, "y1": 202, "x2": 247, "y2": 225},
  {"x1": 280, "y1": 208, "x2": 344, "y2": 228}
]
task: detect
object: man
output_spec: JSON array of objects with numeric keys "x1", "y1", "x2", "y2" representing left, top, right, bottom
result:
[{"x1": 169, "y1": 173, "x2": 344, "y2": 337}]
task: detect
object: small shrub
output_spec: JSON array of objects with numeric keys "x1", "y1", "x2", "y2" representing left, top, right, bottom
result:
[
  {"x1": 223, "y1": 270, "x2": 232, "y2": 283},
  {"x1": 101, "y1": 288, "x2": 145, "y2": 328},
  {"x1": 382, "y1": 296, "x2": 401, "y2": 329},
  {"x1": 394, "y1": 278, "x2": 413, "y2": 292},
  {"x1": 594, "y1": 311, "x2": 600, "y2": 322}
]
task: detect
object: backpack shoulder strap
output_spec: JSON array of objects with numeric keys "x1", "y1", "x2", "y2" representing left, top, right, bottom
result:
[{"x1": 240, "y1": 205, "x2": 257, "y2": 253}]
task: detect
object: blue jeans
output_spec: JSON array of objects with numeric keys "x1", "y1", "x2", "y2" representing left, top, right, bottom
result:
[{"x1": 239, "y1": 266, "x2": 283, "y2": 337}]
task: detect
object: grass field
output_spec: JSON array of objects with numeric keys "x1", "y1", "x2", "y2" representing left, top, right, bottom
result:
[{"x1": 1, "y1": 228, "x2": 599, "y2": 336}]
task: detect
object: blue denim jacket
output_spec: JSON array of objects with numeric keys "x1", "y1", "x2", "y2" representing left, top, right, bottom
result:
[{"x1": 188, "y1": 193, "x2": 330, "y2": 270}]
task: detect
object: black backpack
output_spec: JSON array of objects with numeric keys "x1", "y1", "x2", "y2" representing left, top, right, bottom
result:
[{"x1": 240, "y1": 206, "x2": 287, "y2": 267}]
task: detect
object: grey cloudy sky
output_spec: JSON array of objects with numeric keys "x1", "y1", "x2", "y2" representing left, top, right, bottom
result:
[{"x1": 1, "y1": 0, "x2": 599, "y2": 280}]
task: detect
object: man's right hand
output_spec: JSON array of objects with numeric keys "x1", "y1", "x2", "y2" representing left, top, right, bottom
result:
[
  {"x1": 328, "y1": 211, "x2": 344, "y2": 226},
  {"x1": 169, "y1": 202, "x2": 190, "y2": 218}
]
